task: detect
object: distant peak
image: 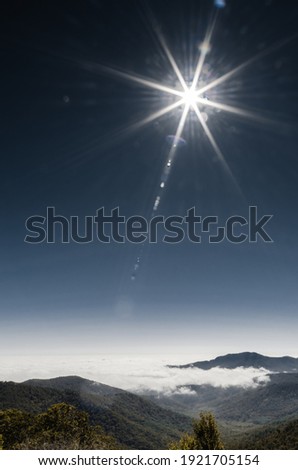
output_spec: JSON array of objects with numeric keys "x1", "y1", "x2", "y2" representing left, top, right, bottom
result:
[{"x1": 170, "y1": 352, "x2": 298, "y2": 372}]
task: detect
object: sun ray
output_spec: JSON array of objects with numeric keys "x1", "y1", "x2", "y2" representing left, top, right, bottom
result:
[
  {"x1": 192, "y1": 103, "x2": 242, "y2": 194},
  {"x1": 167, "y1": 103, "x2": 190, "y2": 163},
  {"x1": 196, "y1": 97, "x2": 275, "y2": 125},
  {"x1": 191, "y1": 11, "x2": 218, "y2": 92},
  {"x1": 127, "y1": 99, "x2": 185, "y2": 134},
  {"x1": 85, "y1": 62, "x2": 184, "y2": 98},
  {"x1": 150, "y1": 103, "x2": 190, "y2": 218},
  {"x1": 196, "y1": 59, "x2": 261, "y2": 97},
  {"x1": 196, "y1": 34, "x2": 297, "y2": 97},
  {"x1": 141, "y1": 2, "x2": 188, "y2": 92},
  {"x1": 154, "y1": 31, "x2": 189, "y2": 93}
]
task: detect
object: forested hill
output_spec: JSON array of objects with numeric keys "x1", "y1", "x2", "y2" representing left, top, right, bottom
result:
[{"x1": 0, "y1": 377, "x2": 191, "y2": 449}]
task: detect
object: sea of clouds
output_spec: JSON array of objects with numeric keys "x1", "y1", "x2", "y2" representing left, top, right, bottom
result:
[{"x1": 0, "y1": 354, "x2": 271, "y2": 395}]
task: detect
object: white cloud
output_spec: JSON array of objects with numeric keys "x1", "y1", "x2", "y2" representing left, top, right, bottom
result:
[
  {"x1": 0, "y1": 354, "x2": 271, "y2": 395},
  {"x1": 163, "y1": 386, "x2": 197, "y2": 397}
]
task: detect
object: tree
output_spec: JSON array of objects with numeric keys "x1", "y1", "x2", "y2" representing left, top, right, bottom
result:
[
  {"x1": 192, "y1": 412, "x2": 224, "y2": 450},
  {"x1": 0, "y1": 409, "x2": 34, "y2": 449},
  {"x1": 170, "y1": 412, "x2": 224, "y2": 450},
  {"x1": 0, "y1": 403, "x2": 119, "y2": 450},
  {"x1": 28, "y1": 403, "x2": 94, "y2": 449}
]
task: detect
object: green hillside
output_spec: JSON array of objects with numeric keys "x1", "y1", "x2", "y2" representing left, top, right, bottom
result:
[
  {"x1": 0, "y1": 378, "x2": 191, "y2": 449},
  {"x1": 235, "y1": 419, "x2": 298, "y2": 450}
]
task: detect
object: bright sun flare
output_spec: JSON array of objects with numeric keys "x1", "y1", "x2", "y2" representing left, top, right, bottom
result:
[
  {"x1": 182, "y1": 88, "x2": 199, "y2": 108},
  {"x1": 93, "y1": 10, "x2": 271, "y2": 184}
]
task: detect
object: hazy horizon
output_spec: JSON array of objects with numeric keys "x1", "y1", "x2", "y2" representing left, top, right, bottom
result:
[{"x1": 1, "y1": 315, "x2": 298, "y2": 358}]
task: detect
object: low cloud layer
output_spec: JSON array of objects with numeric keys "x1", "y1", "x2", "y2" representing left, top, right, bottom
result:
[{"x1": 0, "y1": 354, "x2": 271, "y2": 395}]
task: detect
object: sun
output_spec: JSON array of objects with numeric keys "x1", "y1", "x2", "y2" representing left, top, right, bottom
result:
[
  {"x1": 79, "y1": 1, "x2": 286, "y2": 173},
  {"x1": 92, "y1": 12, "x2": 266, "y2": 174},
  {"x1": 182, "y1": 88, "x2": 199, "y2": 109}
]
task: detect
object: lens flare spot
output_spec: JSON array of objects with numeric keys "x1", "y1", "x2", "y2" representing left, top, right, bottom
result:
[
  {"x1": 201, "y1": 111, "x2": 209, "y2": 122},
  {"x1": 199, "y1": 41, "x2": 211, "y2": 55},
  {"x1": 166, "y1": 135, "x2": 187, "y2": 148}
]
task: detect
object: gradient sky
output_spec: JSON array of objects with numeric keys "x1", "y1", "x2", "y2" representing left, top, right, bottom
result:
[{"x1": 1, "y1": 0, "x2": 298, "y2": 360}]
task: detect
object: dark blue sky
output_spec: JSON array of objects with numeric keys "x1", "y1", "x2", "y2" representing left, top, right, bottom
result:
[{"x1": 1, "y1": 0, "x2": 298, "y2": 357}]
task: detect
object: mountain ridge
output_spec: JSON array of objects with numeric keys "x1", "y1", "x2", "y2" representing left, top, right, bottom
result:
[{"x1": 169, "y1": 352, "x2": 298, "y2": 372}]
